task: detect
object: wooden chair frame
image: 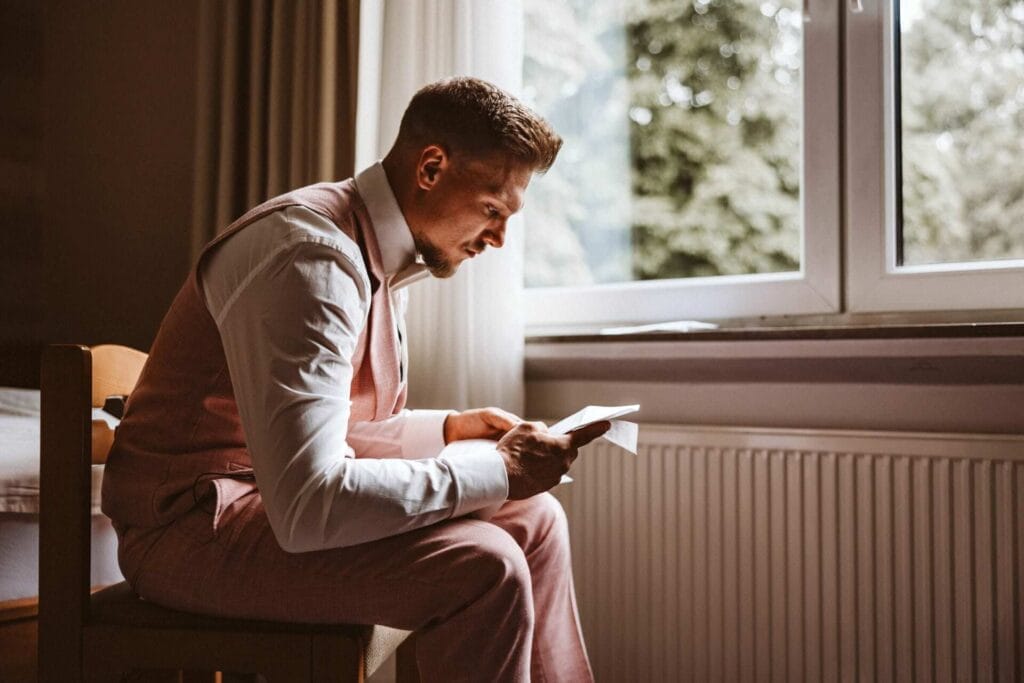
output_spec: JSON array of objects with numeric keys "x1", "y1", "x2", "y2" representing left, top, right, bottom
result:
[{"x1": 39, "y1": 344, "x2": 418, "y2": 682}]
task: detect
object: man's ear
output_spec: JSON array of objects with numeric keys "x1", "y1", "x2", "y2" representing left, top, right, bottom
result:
[{"x1": 416, "y1": 145, "x2": 448, "y2": 191}]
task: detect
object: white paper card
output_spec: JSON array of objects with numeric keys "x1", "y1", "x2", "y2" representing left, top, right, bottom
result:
[
  {"x1": 548, "y1": 404, "x2": 640, "y2": 454},
  {"x1": 603, "y1": 419, "x2": 639, "y2": 454},
  {"x1": 548, "y1": 404, "x2": 639, "y2": 434}
]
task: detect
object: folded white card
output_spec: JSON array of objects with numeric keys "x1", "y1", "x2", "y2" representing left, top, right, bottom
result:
[{"x1": 549, "y1": 403, "x2": 640, "y2": 454}]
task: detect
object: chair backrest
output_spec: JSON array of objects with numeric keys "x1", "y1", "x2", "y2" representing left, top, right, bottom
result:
[{"x1": 39, "y1": 344, "x2": 146, "y2": 679}]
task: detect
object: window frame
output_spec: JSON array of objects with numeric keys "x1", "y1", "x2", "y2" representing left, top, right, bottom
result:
[
  {"x1": 524, "y1": 0, "x2": 1024, "y2": 332},
  {"x1": 524, "y1": 0, "x2": 842, "y2": 330},
  {"x1": 844, "y1": 0, "x2": 1024, "y2": 314}
]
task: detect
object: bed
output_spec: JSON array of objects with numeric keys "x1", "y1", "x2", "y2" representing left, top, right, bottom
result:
[
  {"x1": 0, "y1": 386, "x2": 124, "y2": 604},
  {"x1": 0, "y1": 384, "x2": 126, "y2": 680}
]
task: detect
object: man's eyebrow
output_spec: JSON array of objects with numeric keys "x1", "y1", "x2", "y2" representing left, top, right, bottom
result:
[{"x1": 488, "y1": 193, "x2": 523, "y2": 215}]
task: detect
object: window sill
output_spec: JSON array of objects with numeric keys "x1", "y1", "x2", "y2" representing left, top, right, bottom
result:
[{"x1": 525, "y1": 321, "x2": 1024, "y2": 385}]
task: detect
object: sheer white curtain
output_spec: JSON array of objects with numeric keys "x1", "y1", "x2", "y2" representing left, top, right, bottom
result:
[{"x1": 357, "y1": 0, "x2": 526, "y2": 415}]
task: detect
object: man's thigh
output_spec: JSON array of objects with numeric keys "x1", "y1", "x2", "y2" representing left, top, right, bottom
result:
[{"x1": 127, "y1": 491, "x2": 531, "y2": 629}]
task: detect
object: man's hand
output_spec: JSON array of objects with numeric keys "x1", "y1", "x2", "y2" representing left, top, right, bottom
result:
[
  {"x1": 497, "y1": 420, "x2": 611, "y2": 500},
  {"x1": 444, "y1": 407, "x2": 522, "y2": 444}
]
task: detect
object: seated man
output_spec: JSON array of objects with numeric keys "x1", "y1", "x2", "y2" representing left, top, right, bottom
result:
[{"x1": 102, "y1": 76, "x2": 608, "y2": 682}]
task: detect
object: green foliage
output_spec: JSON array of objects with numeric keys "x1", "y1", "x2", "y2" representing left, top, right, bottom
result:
[{"x1": 626, "y1": 0, "x2": 800, "y2": 280}]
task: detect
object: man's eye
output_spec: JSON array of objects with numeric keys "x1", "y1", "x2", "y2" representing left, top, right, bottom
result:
[{"x1": 486, "y1": 206, "x2": 500, "y2": 219}]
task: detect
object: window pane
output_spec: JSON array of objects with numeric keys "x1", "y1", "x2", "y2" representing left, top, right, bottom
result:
[
  {"x1": 522, "y1": 0, "x2": 802, "y2": 288},
  {"x1": 898, "y1": 0, "x2": 1024, "y2": 266}
]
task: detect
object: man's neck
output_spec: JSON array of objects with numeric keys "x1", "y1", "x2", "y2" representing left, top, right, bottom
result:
[{"x1": 380, "y1": 153, "x2": 411, "y2": 216}]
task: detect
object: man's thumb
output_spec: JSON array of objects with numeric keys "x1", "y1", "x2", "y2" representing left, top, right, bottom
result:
[{"x1": 568, "y1": 420, "x2": 611, "y2": 448}]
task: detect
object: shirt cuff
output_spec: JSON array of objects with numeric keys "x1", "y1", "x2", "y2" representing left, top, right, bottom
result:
[
  {"x1": 439, "y1": 441, "x2": 510, "y2": 518},
  {"x1": 400, "y1": 409, "x2": 454, "y2": 459}
]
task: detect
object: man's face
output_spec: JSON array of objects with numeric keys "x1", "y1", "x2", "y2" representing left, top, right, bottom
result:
[{"x1": 409, "y1": 150, "x2": 532, "y2": 278}]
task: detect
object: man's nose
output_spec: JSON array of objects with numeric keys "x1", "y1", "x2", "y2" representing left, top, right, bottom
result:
[{"x1": 483, "y1": 222, "x2": 506, "y2": 248}]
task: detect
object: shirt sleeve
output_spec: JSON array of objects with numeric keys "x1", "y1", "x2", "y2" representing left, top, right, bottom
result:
[
  {"x1": 347, "y1": 409, "x2": 451, "y2": 459},
  {"x1": 346, "y1": 411, "x2": 510, "y2": 518},
  {"x1": 200, "y1": 209, "x2": 509, "y2": 552}
]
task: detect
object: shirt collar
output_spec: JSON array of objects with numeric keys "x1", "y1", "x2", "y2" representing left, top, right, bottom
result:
[{"x1": 354, "y1": 161, "x2": 428, "y2": 288}]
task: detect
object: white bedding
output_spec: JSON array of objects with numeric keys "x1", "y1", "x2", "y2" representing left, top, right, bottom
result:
[
  {"x1": 0, "y1": 387, "x2": 124, "y2": 602},
  {"x1": 0, "y1": 387, "x2": 105, "y2": 515},
  {"x1": 0, "y1": 513, "x2": 123, "y2": 602}
]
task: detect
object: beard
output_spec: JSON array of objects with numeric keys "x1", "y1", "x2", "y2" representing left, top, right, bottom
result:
[{"x1": 413, "y1": 233, "x2": 458, "y2": 279}]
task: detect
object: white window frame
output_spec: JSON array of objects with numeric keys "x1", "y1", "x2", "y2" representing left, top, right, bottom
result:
[
  {"x1": 524, "y1": 0, "x2": 842, "y2": 330},
  {"x1": 526, "y1": 0, "x2": 1024, "y2": 332},
  {"x1": 844, "y1": 0, "x2": 1024, "y2": 313}
]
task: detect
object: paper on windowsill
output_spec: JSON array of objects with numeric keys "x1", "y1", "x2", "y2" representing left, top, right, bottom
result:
[{"x1": 600, "y1": 320, "x2": 718, "y2": 335}]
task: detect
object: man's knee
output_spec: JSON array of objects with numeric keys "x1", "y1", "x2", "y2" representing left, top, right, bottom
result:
[
  {"x1": 519, "y1": 492, "x2": 570, "y2": 549},
  {"x1": 472, "y1": 524, "x2": 533, "y2": 594},
  {"x1": 450, "y1": 524, "x2": 535, "y2": 631},
  {"x1": 535, "y1": 492, "x2": 569, "y2": 533}
]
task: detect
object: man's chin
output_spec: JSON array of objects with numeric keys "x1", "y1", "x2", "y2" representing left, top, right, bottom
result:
[{"x1": 427, "y1": 259, "x2": 458, "y2": 279}]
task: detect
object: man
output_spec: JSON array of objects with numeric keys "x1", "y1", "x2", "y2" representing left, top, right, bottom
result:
[{"x1": 102, "y1": 76, "x2": 608, "y2": 681}]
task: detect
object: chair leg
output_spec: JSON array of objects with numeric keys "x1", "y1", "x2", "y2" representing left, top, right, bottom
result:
[
  {"x1": 310, "y1": 633, "x2": 362, "y2": 682},
  {"x1": 121, "y1": 670, "x2": 182, "y2": 682},
  {"x1": 83, "y1": 673, "x2": 124, "y2": 683},
  {"x1": 81, "y1": 648, "x2": 124, "y2": 682},
  {"x1": 87, "y1": 668, "x2": 208, "y2": 682},
  {"x1": 395, "y1": 636, "x2": 419, "y2": 683},
  {"x1": 181, "y1": 672, "x2": 220, "y2": 683},
  {"x1": 219, "y1": 673, "x2": 258, "y2": 683}
]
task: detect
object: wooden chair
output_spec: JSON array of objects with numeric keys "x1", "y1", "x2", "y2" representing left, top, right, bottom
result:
[{"x1": 39, "y1": 344, "x2": 419, "y2": 682}]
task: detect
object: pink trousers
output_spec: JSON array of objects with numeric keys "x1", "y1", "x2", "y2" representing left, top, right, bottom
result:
[{"x1": 118, "y1": 492, "x2": 593, "y2": 682}]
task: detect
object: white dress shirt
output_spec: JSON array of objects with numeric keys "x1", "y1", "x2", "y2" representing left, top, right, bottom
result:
[{"x1": 198, "y1": 163, "x2": 509, "y2": 552}]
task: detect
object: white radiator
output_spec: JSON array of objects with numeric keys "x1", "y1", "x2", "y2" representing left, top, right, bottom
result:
[{"x1": 554, "y1": 425, "x2": 1024, "y2": 682}]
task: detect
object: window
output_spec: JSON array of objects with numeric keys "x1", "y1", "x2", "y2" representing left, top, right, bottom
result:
[
  {"x1": 846, "y1": 0, "x2": 1024, "y2": 312},
  {"x1": 522, "y1": 0, "x2": 1024, "y2": 330},
  {"x1": 897, "y1": 0, "x2": 1024, "y2": 267}
]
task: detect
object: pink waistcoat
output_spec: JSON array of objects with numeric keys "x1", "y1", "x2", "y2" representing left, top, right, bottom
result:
[{"x1": 101, "y1": 179, "x2": 407, "y2": 531}]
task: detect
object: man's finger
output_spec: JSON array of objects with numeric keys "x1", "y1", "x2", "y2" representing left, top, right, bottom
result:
[
  {"x1": 568, "y1": 420, "x2": 611, "y2": 448},
  {"x1": 483, "y1": 407, "x2": 521, "y2": 431}
]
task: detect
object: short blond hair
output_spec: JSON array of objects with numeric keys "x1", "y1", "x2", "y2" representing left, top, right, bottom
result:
[{"x1": 395, "y1": 77, "x2": 562, "y2": 173}]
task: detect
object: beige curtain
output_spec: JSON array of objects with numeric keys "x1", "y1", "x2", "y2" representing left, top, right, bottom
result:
[
  {"x1": 190, "y1": 0, "x2": 360, "y2": 260},
  {"x1": 367, "y1": 0, "x2": 526, "y2": 415}
]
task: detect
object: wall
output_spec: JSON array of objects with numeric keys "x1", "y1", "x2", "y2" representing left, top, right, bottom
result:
[
  {"x1": 525, "y1": 334, "x2": 1024, "y2": 433},
  {"x1": 528, "y1": 379, "x2": 1024, "y2": 434},
  {"x1": 36, "y1": 0, "x2": 201, "y2": 351},
  {"x1": 0, "y1": 0, "x2": 44, "y2": 344}
]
